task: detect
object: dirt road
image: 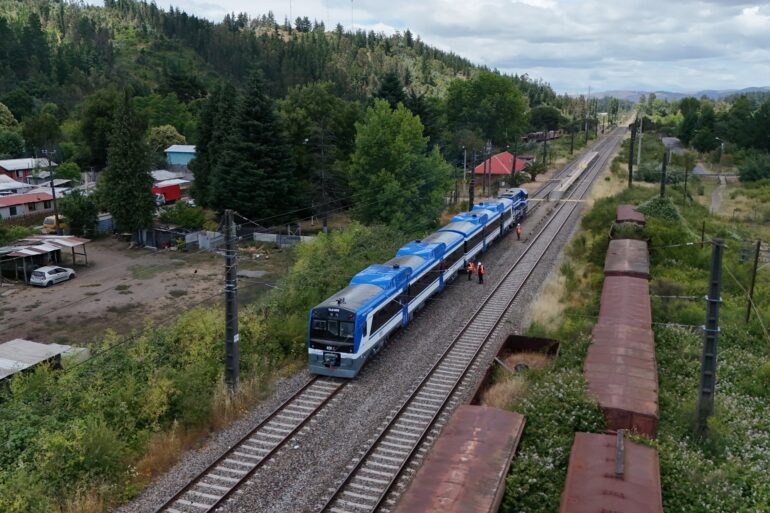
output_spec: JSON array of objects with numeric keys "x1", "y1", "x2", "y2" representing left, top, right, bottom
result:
[{"x1": 0, "y1": 238, "x2": 291, "y2": 344}]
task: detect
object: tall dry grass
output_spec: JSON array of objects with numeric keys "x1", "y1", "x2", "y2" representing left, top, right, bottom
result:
[
  {"x1": 528, "y1": 269, "x2": 567, "y2": 327},
  {"x1": 502, "y1": 351, "x2": 552, "y2": 370},
  {"x1": 481, "y1": 376, "x2": 528, "y2": 410}
]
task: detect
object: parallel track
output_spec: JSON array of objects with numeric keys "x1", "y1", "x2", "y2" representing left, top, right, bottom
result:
[
  {"x1": 317, "y1": 127, "x2": 626, "y2": 513},
  {"x1": 153, "y1": 377, "x2": 345, "y2": 513},
  {"x1": 149, "y1": 129, "x2": 623, "y2": 513}
]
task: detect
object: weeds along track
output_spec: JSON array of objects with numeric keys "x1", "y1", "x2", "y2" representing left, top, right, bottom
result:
[
  {"x1": 153, "y1": 377, "x2": 346, "y2": 513},
  {"x1": 316, "y1": 127, "x2": 625, "y2": 513}
]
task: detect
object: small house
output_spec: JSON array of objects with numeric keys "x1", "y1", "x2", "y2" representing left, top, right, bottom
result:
[
  {"x1": 0, "y1": 192, "x2": 53, "y2": 219},
  {"x1": 0, "y1": 175, "x2": 33, "y2": 196},
  {"x1": 164, "y1": 145, "x2": 196, "y2": 167},
  {"x1": 0, "y1": 158, "x2": 57, "y2": 182}
]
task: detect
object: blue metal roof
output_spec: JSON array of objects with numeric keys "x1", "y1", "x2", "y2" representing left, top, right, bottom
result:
[
  {"x1": 439, "y1": 220, "x2": 482, "y2": 238},
  {"x1": 315, "y1": 283, "x2": 384, "y2": 311},
  {"x1": 423, "y1": 230, "x2": 464, "y2": 250},
  {"x1": 350, "y1": 264, "x2": 410, "y2": 291},
  {"x1": 396, "y1": 240, "x2": 446, "y2": 262},
  {"x1": 452, "y1": 211, "x2": 489, "y2": 225},
  {"x1": 474, "y1": 198, "x2": 513, "y2": 213},
  {"x1": 385, "y1": 254, "x2": 433, "y2": 277}
]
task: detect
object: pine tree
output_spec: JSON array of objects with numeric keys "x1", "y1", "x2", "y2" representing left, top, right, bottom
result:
[
  {"x1": 210, "y1": 71, "x2": 296, "y2": 221},
  {"x1": 100, "y1": 91, "x2": 156, "y2": 233},
  {"x1": 376, "y1": 71, "x2": 406, "y2": 109},
  {"x1": 190, "y1": 84, "x2": 232, "y2": 207}
]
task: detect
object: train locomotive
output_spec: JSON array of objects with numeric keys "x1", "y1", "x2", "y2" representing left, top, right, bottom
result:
[{"x1": 308, "y1": 188, "x2": 528, "y2": 378}]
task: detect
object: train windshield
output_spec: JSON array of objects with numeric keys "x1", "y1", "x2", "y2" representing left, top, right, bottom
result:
[{"x1": 310, "y1": 308, "x2": 356, "y2": 353}]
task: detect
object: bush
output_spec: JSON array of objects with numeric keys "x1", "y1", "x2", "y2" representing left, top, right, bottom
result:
[
  {"x1": 158, "y1": 202, "x2": 206, "y2": 230},
  {"x1": 738, "y1": 151, "x2": 770, "y2": 182},
  {"x1": 60, "y1": 190, "x2": 99, "y2": 236},
  {"x1": 637, "y1": 196, "x2": 681, "y2": 222},
  {"x1": 612, "y1": 221, "x2": 645, "y2": 240},
  {"x1": 0, "y1": 224, "x2": 33, "y2": 244}
]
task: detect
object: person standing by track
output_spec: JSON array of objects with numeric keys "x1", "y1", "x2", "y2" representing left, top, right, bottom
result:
[
  {"x1": 477, "y1": 262, "x2": 485, "y2": 284},
  {"x1": 516, "y1": 223, "x2": 522, "y2": 241},
  {"x1": 466, "y1": 260, "x2": 475, "y2": 280}
]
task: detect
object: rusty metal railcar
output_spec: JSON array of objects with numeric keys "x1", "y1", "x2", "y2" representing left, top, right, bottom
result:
[
  {"x1": 598, "y1": 276, "x2": 652, "y2": 329},
  {"x1": 392, "y1": 405, "x2": 525, "y2": 513},
  {"x1": 604, "y1": 239, "x2": 650, "y2": 279},
  {"x1": 559, "y1": 432, "x2": 663, "y2": 513},
  {"x1": 585, "y1": 323, "x2": 659, "y2": 437},
  {"x1": 616, "y1": 204, "x2": 646, "y2": 225}
]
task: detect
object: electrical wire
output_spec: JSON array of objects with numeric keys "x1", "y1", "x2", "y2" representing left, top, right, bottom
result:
[{"x1": 722, "y1": 263, "x2": 770, "y2": 346}]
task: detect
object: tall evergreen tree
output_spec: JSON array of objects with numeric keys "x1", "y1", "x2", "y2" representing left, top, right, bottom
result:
[
  {"x1": 376, "y1": 71, "x2": 406, "y2": 110},
  {"x1": 190, "y1": 84, "x2": 233, "y2": 207},
  {"x1": 210, "y1": 71, "x2": 296, "y2": 220},
  {"x1": 100, "y1": 91, "x2": 155, "y2": 233}
]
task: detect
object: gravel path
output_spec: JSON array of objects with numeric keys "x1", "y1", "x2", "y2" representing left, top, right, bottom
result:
[{"x1": 114, "y1": 132, "x2": 621, "y2": 513}]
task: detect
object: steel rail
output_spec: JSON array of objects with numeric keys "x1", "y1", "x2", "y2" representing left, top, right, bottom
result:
[
  {"x1": 318, "y1": 127, "x2": 625, "y2": 513},
  {"x1": 153, "y1": 376, "x2": 345, "y2": 513}
]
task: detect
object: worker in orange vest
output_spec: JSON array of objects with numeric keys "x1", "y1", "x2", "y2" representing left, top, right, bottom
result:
[
  {"x1": 477, "y1": 262, "x2": 485, "y2": 284},
  {"x1": 466, "y1": 260, "x2": 475, "y2": 280},
  {"x1": 516, "y1": 223, "x2": 522, "y2": 241}
]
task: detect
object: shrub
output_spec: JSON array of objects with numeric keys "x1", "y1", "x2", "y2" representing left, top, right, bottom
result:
[
  {"x1": 637, "y1": 195, "x2": 681, "y2": 221},
  {"x1": 158, "y1": 202, "x2": 206, "y2": 230}
]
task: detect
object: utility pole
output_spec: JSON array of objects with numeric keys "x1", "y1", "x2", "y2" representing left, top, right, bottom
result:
[
  {"x1": 481, "y1": 147, "x2": 487, "y2": 196},
  {"x1": 511, "y1": 138, "x2": 518, "y2": 184},
  {"x1": 660, "y1": 150, "x2": 668, "y2": 198},
  {"x1": 746, "y1": 240, "x2": 761, "y2": 323},
  {"x1": 696, "y1": 239, "x2": 723, "y2": 439},
  {"x1": 469, "y1": 150, "x2": 476, "y2": 209},
  {"x1": 628, "y1": 122, "x2": 637, "y2": 188},
  {"x1": 462, "y1": 146, "x2": 467, "y2": 201},
  {"x1": 484, "y1": 140, "x2": 492, "y2": 197},
  {"x1": 42, "y1": 149, "x2": 62, "y2": 235},
  {"x1": 224, "y1": 210, "x2": 239, "y2": 392},
  {"x1": 636, "y1": 116, "x2": 643, "y2": 166}
]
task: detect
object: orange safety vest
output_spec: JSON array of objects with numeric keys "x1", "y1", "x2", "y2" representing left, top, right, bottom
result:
[
  {"x1": 467, "y1": 262, "x2": 475, "y2": 273},
  {"x1": 478, "y1": 264, "x2": 485, "y2": 275}
]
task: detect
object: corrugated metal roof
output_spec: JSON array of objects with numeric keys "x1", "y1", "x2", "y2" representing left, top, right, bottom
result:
[
  {"x1": 598, "y1": 276, "x2": 651, "y2": 328},
  {"x1": 0, "y1": 158, "x2": 56, "y2": 171},
  {"x1": 559, "y1": 432, "x2": 663, "y2": 513},
  {"x1": 1, "y1": 235, "x2": 90, "y2": 258},
  {"x1": 0, "y1": 192, "x2": 53, "y2": 207},
  {"x1": 604, "y1": 239, "x2": 650, "y2": 279},
  {"x1": 393, "y1": 405, "x2": 525, "y2": 513},
  {"x1": 0, "y1": 339, "x2": 76, "y2": 380}
]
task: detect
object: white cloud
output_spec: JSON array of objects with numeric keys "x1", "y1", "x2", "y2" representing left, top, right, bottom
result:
[{"x1": 160, "y1": 0, "x2": 770, "y2": 93}]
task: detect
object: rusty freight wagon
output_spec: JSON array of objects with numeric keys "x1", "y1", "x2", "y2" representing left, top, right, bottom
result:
[
  {"x1": 604, "y1": 239, "x2": 650, "y2": 279},
  {"x1": 392, "y1": 405, "x2": 525, "y2": 513},
  {"x1": 559, "y1": 432, "x2": 663, "y2": 513},
  {"x1": 597, "y1": 276, "x2": 652, "y2": 329},
  {"x1": 615, "y1": 204, "x2": 646, "y2": 226}
]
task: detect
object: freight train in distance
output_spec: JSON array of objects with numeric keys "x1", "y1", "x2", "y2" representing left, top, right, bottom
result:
[{"x1": 308, "y1": 188, "x2": 529, "y2": 378}]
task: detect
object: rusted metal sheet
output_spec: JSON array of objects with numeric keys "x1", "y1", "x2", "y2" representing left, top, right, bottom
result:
[
  {"x1": 585, "y1": 324, "x2": 659, "y2": 437},
  {"x1": 393, "y1": 405, "x2": 525, "y2": 513},
  {"x1": 598, "y1": 276, "x2": 651, "y2": 328},
  {"x1": 604, "y1": 239, "x2": 650, "y2": 279},
  {"x1": 559, "y1": 432, "x2": 663, "y2": 513},
  {"x1": 616, "y1": 204, "x2": 646, "y2": 225}
]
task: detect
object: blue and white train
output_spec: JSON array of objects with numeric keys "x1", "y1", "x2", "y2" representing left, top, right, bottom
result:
[{"x1": 308, "y1": 188, "x2": 529, "y2": 378}]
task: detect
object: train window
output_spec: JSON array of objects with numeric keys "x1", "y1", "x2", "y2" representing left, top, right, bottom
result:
[
  {"x1": 339, "y1": 322, "x2": 354, "y2": 339},
  {"x1": 312, "y1": 319, "x2": 327, "y2": 331},
  {"x1": 327, "y1": 319, "x2": 339, "y2": 336}
]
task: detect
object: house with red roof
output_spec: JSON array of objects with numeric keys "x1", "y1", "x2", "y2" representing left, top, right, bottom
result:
[
  {"x1": 0, "y1": 158, "x2": 57, "y2": 182},
  {"x1": 0, "y1": 192, "x2": 54, "y2": 219},
  {"x1": 473, "y1": 151, "x2": 530, "y2": 177}
]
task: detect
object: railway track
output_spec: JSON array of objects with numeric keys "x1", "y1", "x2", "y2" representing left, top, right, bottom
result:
[
  {"x1": 317, "y1": 127, "x2": 625, "y2": 513},
  {"x1": 153, "y1": 377, "x2": 345, "y2": 513},
  {"x1": 147, "y1": 129, "x2": 622, "y2": 513}
]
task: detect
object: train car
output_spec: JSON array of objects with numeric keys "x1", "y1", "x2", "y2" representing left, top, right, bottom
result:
[
  {"x1": 389, "y1": 242, "x2": 444, "y2": 318},
  {"x1": 451, "y1": 211, "x2": 493, "y2": 253},
  {"x1": 439, "y1": 220, "x2": 485, "y2": 263},
  {"x1": 498, "y1": 188, "x2": 529, "y2": 221},
  {"x1": 308, "y1": 264, "x2": 410, "y2": 377},
  {"x1": 559, "y1": 432, "x2": 663, "y2": 513},
  {"x1": 474, "y1": 198, "x2": 514, "y2": 238},
  {"x1": 308, "y1": 192, "x2": 529, "y2": 378},
  {"x1": 419, "y1": 230, "x2": 465, "y2": 282}
]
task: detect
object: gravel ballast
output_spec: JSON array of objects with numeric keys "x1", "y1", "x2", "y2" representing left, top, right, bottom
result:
[{"x1": 114, "y1": 132, "x2": 623, "y2": 513}]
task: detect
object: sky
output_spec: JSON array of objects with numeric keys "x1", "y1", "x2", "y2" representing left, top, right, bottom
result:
[{"x1": 162, "y1": 0, "x2": 770, "y2": 94}]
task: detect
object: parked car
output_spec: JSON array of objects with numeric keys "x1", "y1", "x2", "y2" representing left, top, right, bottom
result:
[{"x1": 30, "y1": 266, "x2": 76, "y2": 287}]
